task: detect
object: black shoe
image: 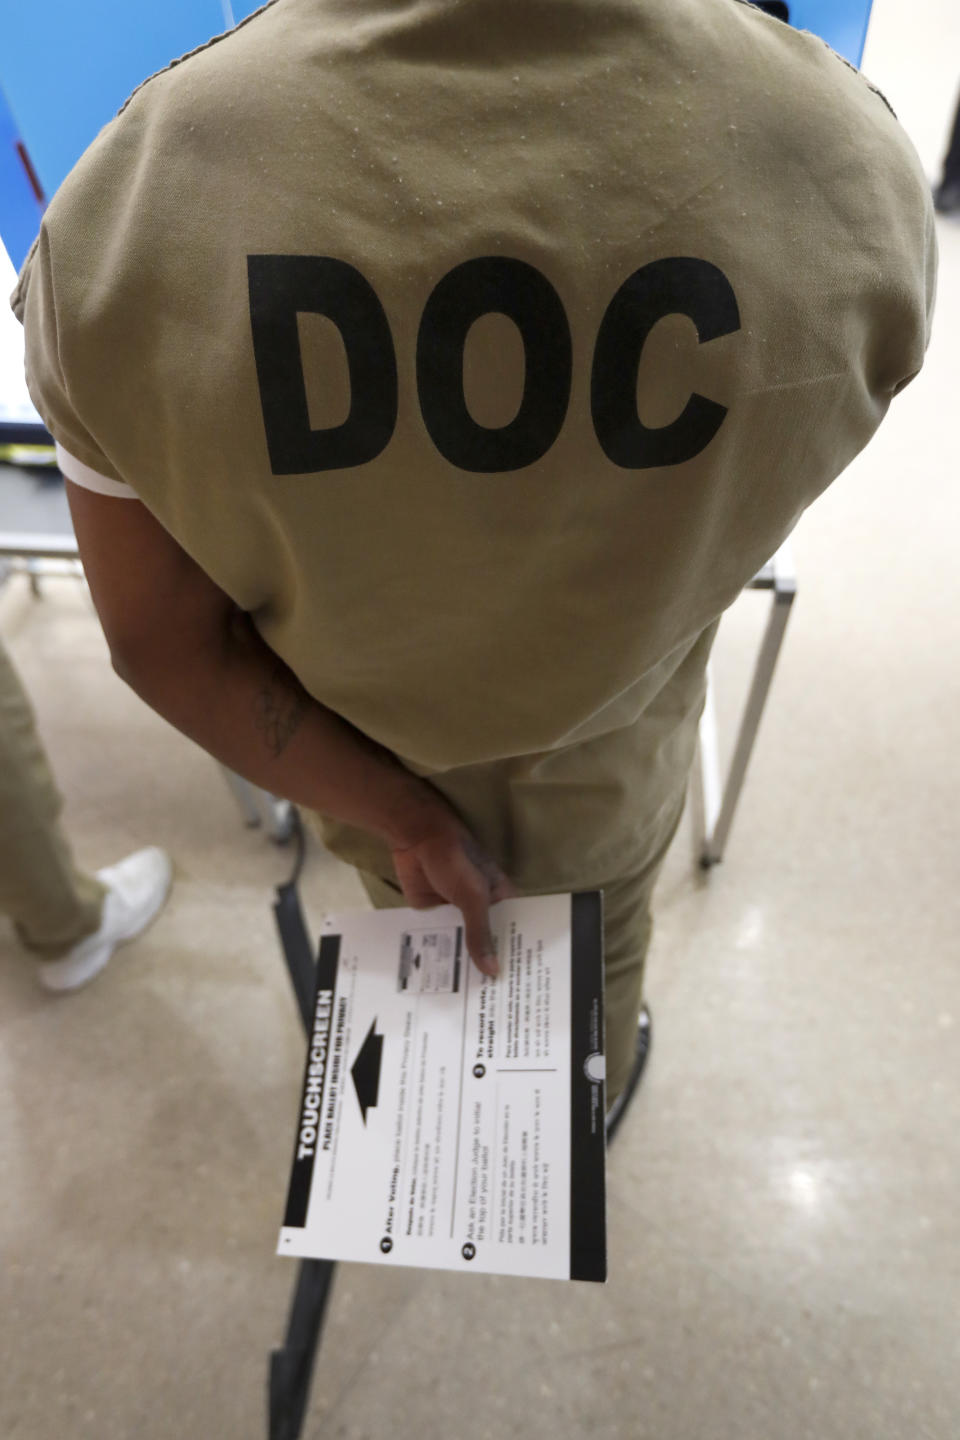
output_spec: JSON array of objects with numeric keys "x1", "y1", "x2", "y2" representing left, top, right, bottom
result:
[
  {"x1": 934, "y1": 178, "x2": 960, "y2": 214},
  {"x1": 605, "y1": 1005, "x2": 652, "y2": 1144}
]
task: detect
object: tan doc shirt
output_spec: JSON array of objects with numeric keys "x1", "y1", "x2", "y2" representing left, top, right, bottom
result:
[{"x1": 11, "y1": 0, "x2": 936, "y2": 889}]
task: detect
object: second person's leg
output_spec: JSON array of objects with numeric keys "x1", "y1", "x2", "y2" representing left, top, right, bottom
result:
[{"x1": 0, "y1": 636, "x2": 108, "y2": 962}]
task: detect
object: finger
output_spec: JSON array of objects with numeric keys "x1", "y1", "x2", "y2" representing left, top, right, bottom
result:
[
  {"x1": 489, "y1": 871, "x2": 520, "y2": 903},
  {"x1": 462, "y1": 835, "x2": 513, "y2": 897},
  {"x1": 392, "y1": 851, "x2": 447, "y2": 909},
  {"x1": 446, "y1": 855, "x2": 499, "y2": 979},
  {"x1": 458, "y1": 835, "x2": 518, "y2": 906}
]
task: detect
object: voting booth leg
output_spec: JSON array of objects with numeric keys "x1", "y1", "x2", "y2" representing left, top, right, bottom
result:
[
  {"x1": 268, "y1": 1258, "x2": 337, "y2": 1440},
  {"x1": 698, "y1": 540, "x2": 797, "y2": 867},
  {"x1": 221, "y1": 764, "x2": 298, "y2": 843},
  {"x1": 270, "y1": 872, "x2": 336, "y2": 1440}
]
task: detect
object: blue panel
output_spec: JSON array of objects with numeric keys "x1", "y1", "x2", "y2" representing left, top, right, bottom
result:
[
  {"x1": 0, "y1": 83, "x2": 45, "y2": 273},
  {"x1": 0, "y1": 0, "x2": 231, "y2": 203},
  {"x1": 788, "y1": 0, "x2": 873, "y2": 66}
]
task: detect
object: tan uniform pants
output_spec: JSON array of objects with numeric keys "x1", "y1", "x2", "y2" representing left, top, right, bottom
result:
[{"x1": 0, "y1": 636, "x2": 107, "y2": 960}]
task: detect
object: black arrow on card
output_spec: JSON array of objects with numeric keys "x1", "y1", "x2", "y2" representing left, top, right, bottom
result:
[{"x1": 351, "y1": 1019, "x2": 384, "y2": 1123}]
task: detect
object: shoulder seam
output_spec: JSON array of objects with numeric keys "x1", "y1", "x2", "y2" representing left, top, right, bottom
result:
[
  {"x1": 115, "y1": 0, "x2": 283, "y2": 120},
  {"x1": 729, "y1": 1, "x2": 897, "y2": 119},
  {"x1": 823, "y1": 42, "x2": 897, "y2": 119},
  {"x1": 9, "y1": 232, "x2": 41, "y2": 320}
]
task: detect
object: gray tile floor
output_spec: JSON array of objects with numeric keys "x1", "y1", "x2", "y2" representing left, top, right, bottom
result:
[{"x1": 2, "y1": 3, "x2": 959, "y2": 1437}]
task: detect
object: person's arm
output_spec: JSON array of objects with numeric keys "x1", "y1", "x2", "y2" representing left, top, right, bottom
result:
[{"x1": 64, "y1": 479, "x2": 512, "y2": 974}]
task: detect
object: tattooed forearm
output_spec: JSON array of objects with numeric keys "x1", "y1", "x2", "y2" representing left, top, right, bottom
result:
[
  {"x1": 226, "y1": 608, "x2": 311, "y2": 759},
  {"x1": 253, "y1": 656, "x2": 310, "y2": 758}
]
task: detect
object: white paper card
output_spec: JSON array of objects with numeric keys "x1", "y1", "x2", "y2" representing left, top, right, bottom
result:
[{"x1": 278, "y1": 892, "x2": 606, "y2": 1283}]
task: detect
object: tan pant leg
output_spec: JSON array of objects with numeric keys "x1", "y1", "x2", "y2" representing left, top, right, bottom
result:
[
  {"x1": 0, "y1": 637, "x2": 107, "y2": 959},
  {"x1": 355, "y1": 786, "x2": 686, "y2": 1110},
  {"x1": 598, "y1": 790, "x2": 688, "y2": 1105}
]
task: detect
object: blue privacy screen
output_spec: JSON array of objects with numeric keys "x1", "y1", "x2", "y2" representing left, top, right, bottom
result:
[{"x1": 0, "y1": 0, "x2": 264, "y2": 269}]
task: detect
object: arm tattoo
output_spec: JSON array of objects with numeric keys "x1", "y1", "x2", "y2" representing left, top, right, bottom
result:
[
  {"x1": 254, "y1": 656, "x2": 309, "y2": 758},
  {"x1": 228, "y1": 611, "x2": 310, "y2": 760}
]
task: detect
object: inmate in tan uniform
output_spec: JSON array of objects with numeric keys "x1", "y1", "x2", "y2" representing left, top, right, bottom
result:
[{"x1": 11, "y1": 0, "x2": 936, "y2": 1100}]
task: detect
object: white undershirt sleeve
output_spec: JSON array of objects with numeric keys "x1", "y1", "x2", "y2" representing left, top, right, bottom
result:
[{"x1": 55, "y1": 443, "x2": 139, "y2": 499}]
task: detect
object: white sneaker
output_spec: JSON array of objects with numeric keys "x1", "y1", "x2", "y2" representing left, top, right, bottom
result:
[{"x1": 37, "y1": 846, "x2": 174, "y2": 993}]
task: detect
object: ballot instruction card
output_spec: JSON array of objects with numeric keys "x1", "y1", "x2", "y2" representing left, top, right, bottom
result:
[{"x1": 278, "y1": 892, "x2": 606, "y2": 1282}]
